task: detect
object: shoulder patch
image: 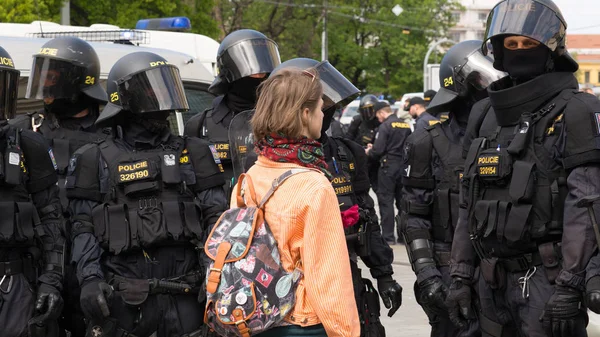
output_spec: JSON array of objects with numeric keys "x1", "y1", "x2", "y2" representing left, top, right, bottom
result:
[
  {"x1": 429, "y1": 120, "x2": 440, "y2": 126},
  {"x1": 594, "y1": 112, "x2": 600, "y2": 135},
  {"x1": 48, "y1": 148, "x2": 58, "y2": 170},
  {"x1": 208, "y1": 144, "x2": 225, "y2": 173}
]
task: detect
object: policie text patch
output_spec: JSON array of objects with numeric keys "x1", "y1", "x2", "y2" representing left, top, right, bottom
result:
[
  {"x1": 118, "y1": 160, "x2": 150, "y2": 183},
  {"x1": 476, "y1": 155, "x2": 499, "y2": 177}
]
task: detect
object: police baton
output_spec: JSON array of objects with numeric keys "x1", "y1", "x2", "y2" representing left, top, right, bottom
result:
[{"x1": 576, "y1": 195, "x2": 600, "y2": 248}]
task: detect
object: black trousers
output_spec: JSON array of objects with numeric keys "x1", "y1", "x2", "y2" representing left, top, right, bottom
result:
[
  {"x1": 0, "y1": 273, "x2": 35, "y2": 337},
  {"x1": 376, "y1": 158, "x2": 403, "y2": 243}
]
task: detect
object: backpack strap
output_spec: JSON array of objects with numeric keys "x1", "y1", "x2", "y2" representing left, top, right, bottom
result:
[
  {"x1": 258, "y1": 168, "x2": 312, "y2": 209},
  {"x1": 234, "y1": 173, "x2": 258, "y2": 208}
]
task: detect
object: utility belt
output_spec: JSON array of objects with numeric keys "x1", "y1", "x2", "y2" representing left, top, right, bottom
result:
[
  {"x1": 92, "y1": 197, "x2": 204, "y2": 255},
  {"x1": 0, "y1": 255, "x2": 38, "y2": 286},
  {"x1": 479, "y1": 242, "x2": 562, "y2": 289},
  {"x1": 108, "y1": 271, "x2": 203, "y2": 306},
  {"x1": 345, "y1": 208, "x2": 373, "y2": 257}
]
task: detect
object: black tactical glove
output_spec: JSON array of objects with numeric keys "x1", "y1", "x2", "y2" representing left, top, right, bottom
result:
[
  {"x1": 80, "y1": 278, "x2": 113, "y2": 321},
  {"x1": 377, "y1": 275, "x2": 402, "y2": 317},
  {"x1": 35, "y1": 283, "x2": 64, "y2": 320},
  {"x1": 586, "y1": 276, "x2": 600, "y2": 314},
  {"x1": 445, "y1": 277, "x2": 476, "y2": 329},
  {"x1": 541, "y1": 286, "x2": 588, "y2": 337},
  {"x1": 417, "y1": 276, "x2": 448, "y2": 316}
]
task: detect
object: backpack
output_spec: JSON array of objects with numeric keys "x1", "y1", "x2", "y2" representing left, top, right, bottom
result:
[{"x1": 204, "y1": 169, "x2": 309, "y2": 337}]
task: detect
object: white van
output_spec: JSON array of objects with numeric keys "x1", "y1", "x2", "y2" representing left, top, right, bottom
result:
[
  {"x1": 0, "y1": 18, "x2": 220, "y2": 77},
  {"x1": 0, "y1": 35, "x2": 216, "y2": 135}
]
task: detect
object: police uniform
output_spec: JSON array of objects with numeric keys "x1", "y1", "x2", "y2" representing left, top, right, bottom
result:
[
  {"x1": 0, "y1": 123, "x2": 66, "y2": 337},
  {"x1": 347, "y1": 114, "x2": 379, "y2": 148},
  {"x1": 414, "y1": 111, "x2": 439, "y2": 133},
  {"x1": 452, "y1": 72, "x2": 599, "y2": 336},
  {"x1": 68, "y1": 51, "x2": 228, "y2": 337},
  {"x1": 11, "y1": 37, "x2": 109, "y2": 337},
  {"x1": 184, "y1": 29, "x2": 280, "y2": 199},
  {"x1": 324, "y1": 134, "x2": 395, "y2": 335},
  {"x1": 368, "y1": 114, "x2": 411, "y2": 244},
  {"x1": 401, "y1": 119, "x2": 480, "y2": 337}
]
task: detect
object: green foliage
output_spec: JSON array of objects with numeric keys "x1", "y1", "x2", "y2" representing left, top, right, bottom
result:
[
  {"x1": 0, "y1": 0, "x2": 62, "y2": 23},
  {"x1": 69, "y1": 0, "x2": 219, "y2": 38},
  {"x1": 213, "y1": 0, "x2": 463, "y2": 97}
]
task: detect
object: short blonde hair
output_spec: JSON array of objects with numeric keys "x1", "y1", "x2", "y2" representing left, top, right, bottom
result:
[{"x1": 252, "y1": 67, "x2": 322, "y2": 140}]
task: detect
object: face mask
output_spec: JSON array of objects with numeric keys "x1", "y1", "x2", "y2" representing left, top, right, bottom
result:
[
  {"x1": 229, "y1": 77, "x2": 265, "y2": 103},
  {"x1": 502, "y1": 45, "x2": 551, "y2": 80},
  {"x1": 131, "y1": 111, "x2": 170, "y2": 133},
  {"x1": 44, "y1": 94, "x2": 92, "y2": 118}
]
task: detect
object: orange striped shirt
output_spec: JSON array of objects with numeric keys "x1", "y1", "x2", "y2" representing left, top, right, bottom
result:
[{"x1": 231, "y1": 156, "x2": 360, "y2": 337}]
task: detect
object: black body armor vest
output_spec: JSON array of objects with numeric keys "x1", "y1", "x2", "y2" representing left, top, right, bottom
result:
[
  {"x1": 463, "y1": 89, "x2": 576, "y2": 258},
  {"x1": 426, "y1": 123, "x2": 464, "y2": 243},
  {"x1": 90, "y1": 137, "x2": 204, "y2": 255},
  {"x1": 0, "y1": 126, "x2": 39, "y2": 248}
]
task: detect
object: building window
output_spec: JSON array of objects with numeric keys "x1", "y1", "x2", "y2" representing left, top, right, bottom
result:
[
  {"x1": 479, "y1": 12, "x2": 488, "y2": 21},
  {"x1": 585, "y1": 71, "x2": 590, "y2": 83},
  {"x1": 452, "y1": 12, "x2": 461, "y2": 22},
  {"x1": 450, "y1": 32, "x2": 462, "y2": 42}
]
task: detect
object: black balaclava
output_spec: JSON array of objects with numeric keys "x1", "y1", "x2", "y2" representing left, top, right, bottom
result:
[
  {"x1": 45, "y1": 93, "x2": 96, "y2": 118},
  {"x1": 451, "y1": 83, "x2": 488, "y2": 128},
  {"x1": 130, "y1": 111, "x2": 171, "y2": 134},
  {"x1": 502, "y1": 44, "x2": 552, "y2": 82},
  {"x1": 226, "y1": 77, "x2": 265, "y2": 113}
]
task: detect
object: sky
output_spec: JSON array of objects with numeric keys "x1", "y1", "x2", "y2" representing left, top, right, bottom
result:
[{"x1": 554, "y1": 0, "x2": 600, "y2": 34}]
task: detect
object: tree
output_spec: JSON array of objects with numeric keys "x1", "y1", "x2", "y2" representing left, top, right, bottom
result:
[
  {"x1": 0, "y1": 0, "x2": 62, "y2": 23},
  {"x1": 69, "y1": 0, "x2": 219, "y2": 38},
  {"x1": 211, "y1": 0, "x2": 462, "y2": 96}
]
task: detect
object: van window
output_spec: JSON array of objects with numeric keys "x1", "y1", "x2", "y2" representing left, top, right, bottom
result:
[{"x1": 182, "y1": 85, "x2": 215, "y2": 125}]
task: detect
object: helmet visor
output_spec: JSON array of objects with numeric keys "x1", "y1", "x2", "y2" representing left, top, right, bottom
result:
[
  {"x1": 359, "y1": 105, "x2": 375, "y2": 120},
  {"x1": 118, "y1": 65, "x2": 189, "y2": 114},
  {"x1": 26, "y1": 57, "x2": 85, "y2": 100},
  {"x1": 482, "y1": 0, "x2": 566, "y2": 55},
  {"x1": 220, "y1": 39, "x2": 281, "y2": 83},
  {"x1": 0, "y1": 69, "x2": 20, "y2": 120},
  {"x1": 315, "y1": 61, "x2": 360, "y2": 110},
  {"x1": 458, "y1": 51, "x2": 507, "y2": 91}
]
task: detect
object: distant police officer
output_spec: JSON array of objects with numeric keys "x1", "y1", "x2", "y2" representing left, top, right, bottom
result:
[
  {"x1": 0, "y1": 46, "x2": 66, "y2": 337},
  {"x1": 423, "y1": 89, "x2": 437, "y2": 107},
  {"x1": 233, "y1": 58, "x2": 403, "y2": 336},
  {"x1": 407, "y1": 97, "x2": 439, "y2": 133},
  {"x1": 347, "y1": 94, "x2": 381, "y2": 192},
  {"x1": 184, "y1": 29, "x2": 280, "y2": 196},
  {"x1": 366, "y1": 102, "x2": 411, "y2": 245},
  {"x1": 447, "y1": 1, "x2": 599, "y2": 336},
  {"x1": 400, "y1": 40, "x2": 505, "y2": 337},
  {"x1": 10, "y1": 36, "x2": 108, "y2": 337},
  {"x1": 67, "y1": 52, "x2": 227, "y2": 337}
]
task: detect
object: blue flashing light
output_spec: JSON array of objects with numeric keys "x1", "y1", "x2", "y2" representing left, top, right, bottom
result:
[{"x1": 135, "y1": 17, "x2": 191, "y2": 32}]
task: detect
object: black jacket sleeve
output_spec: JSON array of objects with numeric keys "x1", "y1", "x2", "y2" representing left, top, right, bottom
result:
[
  {"x1": 346, "y1": 115, "x2": 362, "y2": 143},
  {"x1": 340, "y1": 138, "x2": 393, "y2": 278},
  {"x1": 368, "y1": 121, "x2": 390, "y2": 163},
  {"x1": 22, "y1": 130, "x2": 66, "y2": 290},
  {"x1": 65, "y1": 144, "x2": 106, "y2": 285}
]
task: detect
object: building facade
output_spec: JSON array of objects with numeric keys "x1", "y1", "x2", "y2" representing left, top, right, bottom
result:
[
  {"x1": 448, "y1": 0, "x2": 498, "y2": 42},
  {"x1": 567, "y1": 35, "x2": 600, "y2": 87}
]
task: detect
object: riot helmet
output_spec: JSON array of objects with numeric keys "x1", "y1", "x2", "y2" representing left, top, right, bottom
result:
[
  {"x1": 482, "y1": 0, "x2": 578, "y2": 74},
  {"x1": 0, "y1": 46, "x2": 20, "y2": 120},
  {"x1": 359, "y1": 94, "x2": 379, "y2": 121},
  {"x1": 26, "y1": 37, "x2": 107, "y2": 117},
  {"x1": 428, "y1": 40, "x2": 506, "y2": 113},
  {"x1": 271, "y1": 58, "x2": 360, "y2": 133},
  {"x1": 209, "y1": 29, "x2": 281, "y2": 95},
  {"x1": 96, "y1": 52, "x2": 189, "y2": 125}
]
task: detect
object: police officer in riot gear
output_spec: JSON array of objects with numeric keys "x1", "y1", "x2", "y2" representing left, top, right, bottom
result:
[
  {"x1": 347, "y1": 94, "x2": 381, "y2": 192},
  {"x1": 10, "y1": 36, "x2": 108, "y2": 337},
  {"x1": 400, "y1": 40, "x2": 505, "y2": 337},
  {"x1": 66, "y1": 52, "x2": 227, "y2": 337},
  {"x1": 447, "y1": 1, "x2": 597, "y2": 336},
  {"x1": 0, "y1": 46, "x2": 66, "y2": 337},
  {"x1": 184, "y1": 29, "x2": 280, "y2": 197},
  {"x1": 366, "y1": 101, "x2": 412, "y2": 245}
]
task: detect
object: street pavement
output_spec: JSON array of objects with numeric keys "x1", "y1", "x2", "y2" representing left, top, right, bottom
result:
[{"x1": 365, "y1": 191, "x2": 600, "y2": 336}]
